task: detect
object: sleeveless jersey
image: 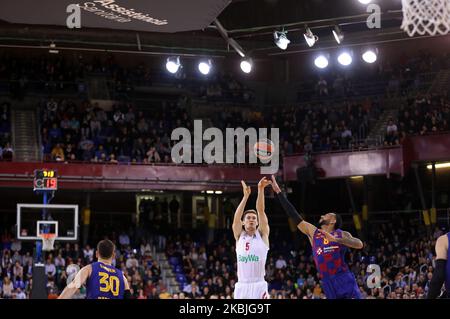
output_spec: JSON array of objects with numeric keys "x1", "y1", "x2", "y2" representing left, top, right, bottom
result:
[
  {"x1": 236, "y1": 231, "x2": 269, "y2": 283},
  {"x1": 445, "y1": 232, "x2": 450, "y2": 294},
  {"x1": 312, "y1": 228, "x2": 350, "y2": 279},
  {"x1": 86, "y1": 261, "x2": 125, "y2": 299}
]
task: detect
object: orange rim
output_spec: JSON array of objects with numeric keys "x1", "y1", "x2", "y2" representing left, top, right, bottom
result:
[{"x1": 39, "y1": 233, "x2": 56, "y2": 239}]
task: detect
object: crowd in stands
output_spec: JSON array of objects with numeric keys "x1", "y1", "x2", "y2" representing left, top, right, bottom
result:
[
  {"x1": 0, "y1": 211, "x2": 444, "y2": 299},
  {"x1": 40, "y1": 98, "x2": 190, "y2": 163},
  {"x1": 0, "y1": 54, "x2": 253, "y2": 104},
  {"x1": 0, "y1": 229, "x2": 165, "y2": 299},
  {"x1": 40, "y1": 92, "x2": 450, "y2": 163},
  {"x1": 0, "y1": 101, "x2": 12, "y2": 161},
  {"x1": 40, "y1": 93, "x2": 381, "y2": 163},
  {"x1": 164, "y1": 217, "x2": 440, "y2": 299},
  {"x1": 0, "y1": 55, "x2": 84, "y2": 99},
  {"x1": 0, "y1": 51, "x2": 448, "y2": 162},
  {"x1": 384, "y1": 93, "x2": 450, "y2": 146},
  {"x1": 306, "y1": 51, "x2": 450, "y2": 102}
]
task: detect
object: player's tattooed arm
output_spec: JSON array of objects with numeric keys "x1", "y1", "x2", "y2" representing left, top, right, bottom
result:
[
  {"x1": 232, "y1": 180, "x2": 251, "y2": 240},
  {"x1": 337, "y1": 231, "x2": 364, "y2": 249}
]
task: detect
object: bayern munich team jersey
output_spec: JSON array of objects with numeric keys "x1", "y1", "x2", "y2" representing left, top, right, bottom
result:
[
  {"x1": 312, "y1": 228, "x2": 350, "y2": 279},
  {"x1": 86, "y1": 261, "x2": 125, "y2": 299},
  {"x1": 236, "y1": 230, "x2": 269, "y2": 283}
]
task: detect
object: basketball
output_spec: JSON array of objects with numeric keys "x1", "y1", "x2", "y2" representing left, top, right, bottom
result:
[{"x1": 254, "y1": 139, "x2": 275, "y2": 161}]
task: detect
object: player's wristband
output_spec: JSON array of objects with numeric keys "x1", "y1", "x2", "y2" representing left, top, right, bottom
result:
[
  {"x1": 275, "y1": 192, "x2": 303, "y2": 225},
  {"x1": 124, "y1": 290, "x2": 132, "y2": 299},
  {"x1": 427, "y1": 259, "x2": 446, "y2": 299}
]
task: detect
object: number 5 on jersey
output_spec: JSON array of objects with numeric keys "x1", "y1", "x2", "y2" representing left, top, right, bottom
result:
[
  {"x1": 99, "y1": 272, "x2": 120, "y2": 296},
  {"x1": 245, "y1": 242, "x2": 250, "y2": 251}
]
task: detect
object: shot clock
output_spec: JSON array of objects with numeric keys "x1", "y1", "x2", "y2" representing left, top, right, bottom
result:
[{"x1": 33, "y1": 169, "x2": 58, "y2": 191}]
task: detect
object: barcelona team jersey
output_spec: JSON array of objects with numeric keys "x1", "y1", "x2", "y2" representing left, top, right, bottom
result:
[
  {"x1": 312, "y1": 228, "x2": 349, "y2": 279},
  {"x1": 86, "y1": 262, "x2": 125, "y2": 299}
]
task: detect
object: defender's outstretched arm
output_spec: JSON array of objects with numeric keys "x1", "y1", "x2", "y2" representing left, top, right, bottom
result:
[{"x1": 270, "y1": 175, "x2": 316, "y2": 240}]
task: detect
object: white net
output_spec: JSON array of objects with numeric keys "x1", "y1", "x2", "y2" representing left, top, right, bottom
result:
[
  {"x1": 39, "y1": 234, "x2": 56, "y2": 251},
  {"x1": 401, "y1": 0, "x2": 450, "y2": 36}
]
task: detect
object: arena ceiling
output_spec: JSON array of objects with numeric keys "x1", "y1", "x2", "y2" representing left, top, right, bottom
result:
[{"x1": 0, "y1": 0, "x2": 444, "y2": 59}]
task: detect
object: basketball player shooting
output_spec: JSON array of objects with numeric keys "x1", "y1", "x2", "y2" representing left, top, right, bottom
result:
[
  {"x1": 232, "y1": 178, "x2": 271, "y2": 299},
  {"x1": 270, "y1": 175, "x2": 364, "y2": 299},
  {"x1": 58, "y1": 239, "x2": 131, "y2": 299},
  {"x1": 427, "y1": 233, "x2": 449, "y2": 298}
]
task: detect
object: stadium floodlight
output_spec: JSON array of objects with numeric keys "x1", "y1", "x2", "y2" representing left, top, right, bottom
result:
[
  {"x1": 314, "y1": 55, "x2": 329, "y2": 69},
  {"x1": 362, "y1": 49, "x2": 377, "y2": 63},
  {"x1": 274, "y1": 30, "x2": 290, "y2": 50},
  {"x1": 198, "y1": 59, "x2": 212, "y2": 75},
  {"x1": 337, "y1": 52, "x2": 353, "y2": 66},
  {"x1": 215, "y1": 190, "x2": 223, "y2": 194},
  {"x1": 358, "y1": 0, "x2": 372, "y2": 4},
  {"x1": 206, "y1": 190, "x2": 215, "y2": 194},
  {"x1": 304, "y1": 27, "x2": 318, "y2": 47},
  {"x1": 332, "y1": 25, "x2": 344, "y2": 44},
  {"x1": 240, "y1": 58, "x2": 253, "y2": 73},
  {"x1": 166, "y1": 56, "x2": 181, "y2": 74}
]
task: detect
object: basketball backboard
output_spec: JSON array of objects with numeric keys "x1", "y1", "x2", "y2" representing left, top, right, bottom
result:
[{"x1": 16, "y1": 204, "x2": 79, "y2": 241}]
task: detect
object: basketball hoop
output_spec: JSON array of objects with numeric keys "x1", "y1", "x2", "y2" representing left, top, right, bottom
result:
[
  {"x1": 401, "y1": 0, "x2": 450, "y2": 36},
  {"x1": 38, "y1": 233, "x2": 56, "y2": 251}
]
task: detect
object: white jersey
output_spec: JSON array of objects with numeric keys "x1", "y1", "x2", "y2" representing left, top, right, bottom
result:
[{"x1": 236, "y1": 230, "x2": 269, "y2": 283}]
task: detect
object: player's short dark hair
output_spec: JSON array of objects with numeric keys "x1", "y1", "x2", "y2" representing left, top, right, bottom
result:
[
  {"x1": 333, "y1": 213, "x2": 342, "y2": 229},
  {"x1": 97, "y1": 239, "x2": 115, "y2": 259},
  {"x1": 241, "y1": 209, "x2": 258, "y2": 221}
]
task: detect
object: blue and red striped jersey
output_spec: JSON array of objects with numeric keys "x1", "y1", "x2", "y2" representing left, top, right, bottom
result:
[{"x1": 312, "y1": 228, "x2": 350, "y2": 279}]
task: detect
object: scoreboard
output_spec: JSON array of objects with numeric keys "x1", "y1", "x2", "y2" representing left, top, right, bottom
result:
[{"x1": 33, "y1": 169, "x2": 58, "y2": 191}]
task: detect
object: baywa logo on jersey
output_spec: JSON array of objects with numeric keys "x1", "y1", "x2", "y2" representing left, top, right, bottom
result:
[{"x1": 238, "y1": 254, "x2": 260, "y2": 263}]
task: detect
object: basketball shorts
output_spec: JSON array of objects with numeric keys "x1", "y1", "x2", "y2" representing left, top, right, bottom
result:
[
  {"x1": 321, "y1": 271, "x2": 362, "y2": 299},
  {"x1": 234, "y1": 280, "x2": 269, "y2": 299}
]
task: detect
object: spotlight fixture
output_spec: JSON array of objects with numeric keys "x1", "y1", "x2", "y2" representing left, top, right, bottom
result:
[
  {"x1": 166, "y1": 56, "x2": 181, "y2": 74},
  {"x1": 314, "y1": 55, "x2": 329, "y2": 69},
  {"x1": 358, "y1": 0, "x2": 372, "y2": 4},
  {"x1": 304, "y1": 27, "x2": 318, "y2": 47},
  {"x1": 198, "y1": 59, "x2": 212, "y2": 75},
  {"x1": 337, "y1": 52, "x2": 353, "y2": 66},
  {"x1": 274, "y1": 30, "x2": 290, "y2": 50},
  {"x1": 332, "y1": 25, "x2": 344, "y2": 44},
  {"x1": 240, "y1": 58, "x2": 253, "y2": 74},
  {"x1": 362, "y1": 49, "x2": 377, "y2": 63}
]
